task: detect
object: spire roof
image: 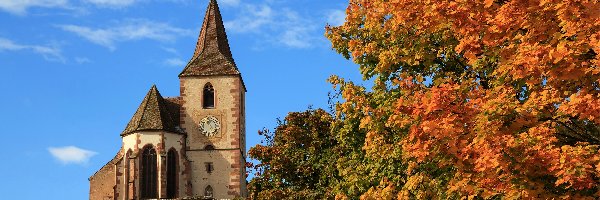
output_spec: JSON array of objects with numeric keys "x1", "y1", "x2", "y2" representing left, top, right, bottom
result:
[
  {"x1": 179, "y1": 0, "x2": 240, "y2": 77},
  {"x1": 121, "y1": 85, "x2": 180, "y2": 136}
]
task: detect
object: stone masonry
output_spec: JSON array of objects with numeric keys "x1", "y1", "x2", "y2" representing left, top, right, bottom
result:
[{"x1": 89, "y1": 0, "x2": 247, "y2": 199}]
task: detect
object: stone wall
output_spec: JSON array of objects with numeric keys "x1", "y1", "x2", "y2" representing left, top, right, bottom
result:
[
  {"x1": 122, "y1": 131, "x2": 187, "y2": 199},
  {"x1": 90, "y1": 150, "x2": 123, "y2": 200},
  {"x1": 90, "y1": 74, "x2": 247, "y2": 199},
  {"x1": 180, "y1": 75, "x2": 246, "y2": 199}
]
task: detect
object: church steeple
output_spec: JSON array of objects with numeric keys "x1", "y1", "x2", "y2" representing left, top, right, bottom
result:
[
  {"x1": 90, "y1": 1, "x2": 247, "y2": 199},
  {"x1": 179, "y1": 0, "x2": 239, "y2": 77}
]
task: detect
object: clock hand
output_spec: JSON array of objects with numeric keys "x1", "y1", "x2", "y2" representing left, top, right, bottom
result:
[{"x1": 204, "y1": 122, "x2": 211, "y2": 133}]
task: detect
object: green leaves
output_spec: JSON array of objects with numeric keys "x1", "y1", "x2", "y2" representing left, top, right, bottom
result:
[
  {"x1": 251, "y1": 0, "x2": 600, "y2": 198},
  {"x1": 248, "y1": 109, "x2": 338, "y2": 199},
  {"x1": 323, "y1": 0, "x2": 600, "y2": 198}
]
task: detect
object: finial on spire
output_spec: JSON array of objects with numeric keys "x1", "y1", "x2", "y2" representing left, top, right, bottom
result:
[{"x1": 179, "y1": 0, "x2": 240, "y2": 77}]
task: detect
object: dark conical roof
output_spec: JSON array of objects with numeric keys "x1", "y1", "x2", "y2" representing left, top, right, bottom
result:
[
  {"x1": 179, "y1": 0, "x2": 240, "y2": 77},
  {"x1": 121, "y1": 85, "x2": 180, "y2": 136}
]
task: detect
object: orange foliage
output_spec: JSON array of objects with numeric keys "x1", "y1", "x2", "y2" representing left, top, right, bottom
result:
[{"x1": 327, "y1": 0, "x2": 600, "y2": 198}]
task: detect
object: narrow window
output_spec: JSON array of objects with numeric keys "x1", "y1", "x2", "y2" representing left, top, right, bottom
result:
[
  {"x1": 205, "y1": 162, "x2": 214, "y2": 173},
  {"x1": 204, "y1": 185, "x2": 213, "y2": 198},
  {"x1": 203, "y1": 83, "x2": 215, "y2": 108},
  {"x1": 204, "y1": 145, "x2": 215, "y2": 150},
  {"x1": 140, "y1": 146, "x2": 157, "y2": 199},
  {"x1": 166, "y1": 149, "x2": 178, "y2": 198},
  {"x1": 125, "y1": 149, "x2": 132, "y2": 200}
]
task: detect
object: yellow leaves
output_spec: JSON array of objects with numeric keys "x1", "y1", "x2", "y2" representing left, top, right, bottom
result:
[
  {"x1": 325, "y1": 0, "x2": 600, "y2": 198},
  {"x1": 415, "y1": 75, "x2": 424, "y2": 83},
  {"x1": 484, "y1": 0, "x2": 494, "y2": 8},
  {"x1": 455, "y1": 35, "x2": 481, "y2": 64},
  {"x1": 539, "y1": 0, "x2": 552, "y2": 6},
  {"x1": 559, "y1": 92, "x2": 600, "y2": 124},
  {"x1": 335, "y1": 193, "x2": 349, "y2": 200},
  {"x1": 447, "y1": 176, "x2": 471, "y2": 195},
  {"x1": 406, "y1": 161, "x2": 418, "y2": 174},
  {"x1": 397, "y1": 173, "x2": 442, "y2": 199},
  {"x1": 550, "y1": 41, "x2": 570, "y2": 64},
  {"x1": 547, "y1": 144, "x2": 600, "y2": 190},
  {"x1": 360, "y1": 179, "x2": 397, "y2": 200},
  {"x1": 360, "y1": 116, "x2": 372, "y2": 129}
]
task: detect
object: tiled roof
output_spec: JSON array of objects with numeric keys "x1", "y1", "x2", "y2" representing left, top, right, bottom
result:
[
  {"x1": 179, "y1": 0, "x2": 240, "y2": 77},
  {"x1": 121, "y1": 85, "x2": 181, "y2": 136},
  {"x1": 164, "y1": 97, "x2": 181, "y2": 126},
  {"x1": 89, "y1": 149, "x2": 123, "y2": 180}
]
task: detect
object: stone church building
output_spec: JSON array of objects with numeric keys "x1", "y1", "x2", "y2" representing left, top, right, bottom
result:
[{"x1": 89, "y1": 0, "x2": 247, "y2": 199}]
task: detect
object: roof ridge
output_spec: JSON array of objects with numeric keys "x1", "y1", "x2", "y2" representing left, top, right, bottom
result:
[
  {"x1": 121, "y1": 85, "x2": 181, "y2": 136},
  {"x1": 89, "y1": 149, "x2": 124, "y2": 180},
  {"x1": 194, "y1": 0, "x2": 233, "y2": 60},
  {"x1": 133, "y1": 84, "x2": 155, "y2": 131}
]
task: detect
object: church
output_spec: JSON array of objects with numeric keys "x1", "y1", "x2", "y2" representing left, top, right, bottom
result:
[{"x1": 89, "y1": 0, "x2": 247, "y2": 199}]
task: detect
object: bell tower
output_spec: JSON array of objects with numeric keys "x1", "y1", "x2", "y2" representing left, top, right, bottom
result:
[{"x1": 178, "y1": 0, "x2": 247, "y2": 198}]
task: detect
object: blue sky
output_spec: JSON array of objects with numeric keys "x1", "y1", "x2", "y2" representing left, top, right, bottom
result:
[{"x1": 0, "y1": 0, "x2": 362, "y2": 199}]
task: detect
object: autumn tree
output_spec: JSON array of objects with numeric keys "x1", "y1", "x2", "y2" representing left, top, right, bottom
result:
[
  {"x1": 248, "y1": 109, "x2": 339, "y2": 199},
  {"x1": 325, "y1": 0, "x2": 600, "y2": 198}
]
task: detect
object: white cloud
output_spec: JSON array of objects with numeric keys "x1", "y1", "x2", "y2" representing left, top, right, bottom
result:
[
  {"x1": 0, "y1": 0, "x2": 141, "y2": 15},
  {"x1": 58, "y1": 19, "x2": 194, "y2": 50},
  {"x1": 83, "y1": 0, "x2": 137, "y2": 8},
  {"x1": 0, "y1": 38, "x2": 24, "y2": 51},
  {"x1": 280, "y1": 27, "x2": 312, "y2": 48},
  {"x1": 219, "y1": 0, "x2": 240, "y2": 7},
  {"x1": 48, "y1": 146, "x2": 97, "y2": 165},
  {"x1": 164, "y1": 57, "x2": 186, "y2": 66},
  {"x1": 0, "y1": 0, "x2": 69, "y2": 15},
  {"x1": 162, "y1": 47, "x2": 179, "y2": 54},
  {"x1": 223, "y1": 4, "x2": 272, "y2": 34},
  {"x1": 326, "y1": 9, "x2": 345, "y2": 26},
  {"x1": 0, "y1": 37, "x2": 64, "y2": 61},
  {"x1": 58, "y1": 25, "x2": 117, "y2": 49},
  {"x1": 224, "y1": 4, "x2": 318, "y2": 48},
  {"x1": 75, "y1": 57, "x2": 92, "y2": 64}
]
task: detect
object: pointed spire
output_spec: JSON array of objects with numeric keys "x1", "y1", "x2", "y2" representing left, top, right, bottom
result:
[
  {"x1": 121, "y1": 85, "x2": 180, "y2": 136},
  {"x1": 179, "y1": 0, "x2": 240, "y2": 77},
  {"x1": 193, "y1": 0, "x2": 232, "y2": 60}
]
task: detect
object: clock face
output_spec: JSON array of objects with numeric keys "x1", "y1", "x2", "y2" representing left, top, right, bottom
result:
[{"x1": 199, "y1": 116, "x2": 220, "y2": 137}]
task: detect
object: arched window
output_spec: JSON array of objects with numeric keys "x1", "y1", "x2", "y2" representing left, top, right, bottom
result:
[
  {"x1": 205, "y1": 162, "x2": 214, "y2": 173},
  {"x1": 140, "y1": 146, "x2": 157, "y2": 199},
  {"x1": 203, "y1": 83, "x2": 215, "y2": 108},
  {"x1": 125, "y1": 149, "x2": 133, "y2": 200},
  {"x1": 204, "y1": 145, "x2": 215, "y2": 150},
  {"x1": 204, "y1": 185, "x2": 213, "y2": 198},
  {"x1": 166, "y1": 149, "x2": 178, "y2": 198}
]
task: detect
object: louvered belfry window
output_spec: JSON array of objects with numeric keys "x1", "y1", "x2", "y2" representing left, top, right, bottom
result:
[
  {"x1": 203, "y1": 83, "x2": 215, "y2": 108},
  {"x1": 166, "y1": 149, "x2": 178, "y2": 198},
  {"x1": 141, "y1": 146, "x2": 158, "y2": 199}
]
